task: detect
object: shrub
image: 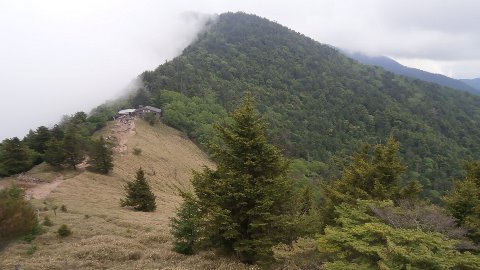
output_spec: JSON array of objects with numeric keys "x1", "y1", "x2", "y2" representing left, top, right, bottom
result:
[
  {"x1": 0, "y1": 185, "x2": 37, "y2": 248},
  {"x1": 57, "y1": 224, "x2": 72, "y2": 237},
  {"x1": 60, "y1": 204, "x2": 67, "y2": 212},
  {"x1": 133, "y1": 147, "x2": 142, "y2": 155},
  {"x1": 42, "y1": 216, "x2": 53, "y2": 227},
  {"x1": 26, "y1": 244, "x2": 38, "y2": 255}
]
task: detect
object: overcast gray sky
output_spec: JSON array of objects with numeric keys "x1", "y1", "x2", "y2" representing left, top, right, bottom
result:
[{"x1": 1, "y1": 0, "x2": 479, "y2": 140}]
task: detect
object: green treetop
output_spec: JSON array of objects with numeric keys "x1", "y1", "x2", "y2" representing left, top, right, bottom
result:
[
  {"x1": 188, "y1": 94, "x2": 295, "y2": 263},
  {"x1": 0, "y1": 137, "x2": 32, "y2": 175},
  {"x1": 88, "y1": 137, "x2": 113, "y2": 174},
  {"x1": 120, "y1": 168, "x2": 156, "y2": 212}
]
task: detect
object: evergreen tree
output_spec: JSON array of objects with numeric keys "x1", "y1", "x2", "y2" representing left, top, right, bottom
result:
[
  {"x1": 444, "y1": 161, "x2": 480, "y2": 242},
  {"x1": 25, "y1": 126, "x2": 52, "y2": 154},
  {"x1": 322, "y1": 137, "x2": 420, "y2": 222},
  {"x1": 170, "y1": 192, "x2": 201, "y2": 255},
  {"x1": 88, "y1": 137, "x2": 113, "y2": 174},
  {"x1": 316, "y1": 200, "x2": 480, "y2": 270},
  {"x1": 120, "y1": 168, "x2": 156, "y2": 212},
  {"x1": 44, "y1": 138, "x2": 66, "y2": 167},
  {"x1": 0, "y1": 137, "x2": 32, "y2": 175},
  {"x1": 187, "y1": 94, "x2": 295, "y2": 263},
  {"x1": 62, "y1": 126, "x2": 86, "y2": 169}
]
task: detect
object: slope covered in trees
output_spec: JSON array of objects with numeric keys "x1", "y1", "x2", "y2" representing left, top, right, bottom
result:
[{"x1": 136, "y1": 12, "x2": 480, "y2": 200}]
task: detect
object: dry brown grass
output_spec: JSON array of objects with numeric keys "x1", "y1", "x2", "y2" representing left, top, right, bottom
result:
[{"x1": 0, "y1": 120, "x2": 258, "y2": 269}]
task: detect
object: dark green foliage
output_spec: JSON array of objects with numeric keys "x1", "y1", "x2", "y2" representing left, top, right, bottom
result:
[
  {"x1": 0, "y1": 185, "x2": 37, "y2": 249},
  {"x1": 62, "y1": 126, "x2": 87, "y2": 169},
  {"x1": 444, "y1": 161, "x2": 480, "y2": 243},
  {"x1": 0, "y1": 137, "x2": 33, "y2": 176},
  {"x1": 316, "y1": 201, "x2": 480, "y2": 270},
  {"x1": 185, "y1": 95, "x2": 295, "y2": 263},
  {"x1": 156, "y1": 90, "x2": 230, "y2": 148},
  {"x1": 88, "y1": 137, "x2": 114, "y2": 174},
  {"x1": 138, "y1": 12, "x2": 480, "y2": 201},
  {"x1": 43, "y1": 138, "x2": 66, "y2": 167},
  {"x1": 322, "y1": 137, "x2": 420, "y2": 223},
  {"x1": 170, "y1": 192, "x2": 201, "y2": 255},
  {"x1": 24, "y1": 126, "x2": 52, "y2": 154},
  {"x1": 57, "y1": 224, "x2": 72, "y2": 237},
  {"x1": 120, "y1": 168, "x2": 156, "y2": 212}
]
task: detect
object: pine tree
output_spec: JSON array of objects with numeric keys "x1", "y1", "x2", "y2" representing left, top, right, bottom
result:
[
  {"x1": 62, "y1": 126, "x2": 86, "y2": 169},
  {"x1": 88, "y1": 137, "x2": 113, "y2": 174},
  {"x1": 120, "y1": 168, "x2": 156, "y2": 212},
  {"x1": 170, "y1": 192, "x2": 201, "y2": 255},
  {"x1": 0, "y1": 137, "x2": 32, "y2": 175},
  {"x1": 444, "y1": 161, "x2": 480, "y2": 243},
  {"x1": 322, "y1": 137, "x2": 419, "y2": 223},
  {"x1": 44, "y1": 138, "x2": 66, "y2": 167},
  {"x1": 187, "y1": 94, "x2": 294, "y2": 263}
]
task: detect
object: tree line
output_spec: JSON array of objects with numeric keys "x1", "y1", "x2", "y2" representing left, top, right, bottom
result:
[
  {"x1": 0, "y1": 111, "x2": 113, "y2": 176},
  {"x1": 168, "y1": 95, "x2": 480, "y2": 269}
]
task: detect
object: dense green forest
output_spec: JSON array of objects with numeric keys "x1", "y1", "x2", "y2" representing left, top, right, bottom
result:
[
  {"x1": 170, "y1": 95, "x2": 480, "y2": 268},
  {"x1": 134, "y1": 12, "x2": 480, "y2": 201}
]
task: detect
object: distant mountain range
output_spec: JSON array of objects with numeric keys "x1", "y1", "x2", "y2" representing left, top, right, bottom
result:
[
  {"x1": 460, "y1": 78, "x2": 480, "y2": 92},
  {"x1": 346, "y1": 52, "x2": 480, "y2": 95}
]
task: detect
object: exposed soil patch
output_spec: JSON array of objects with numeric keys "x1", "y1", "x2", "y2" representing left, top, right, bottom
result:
[
  {"x1": 108, "y1": 116, "x2": 136, "y2": 154},
  {"x1": 24, "y1": 176, "x2": 63, "y2": 200}
]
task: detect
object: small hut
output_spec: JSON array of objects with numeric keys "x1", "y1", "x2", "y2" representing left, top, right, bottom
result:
[{"x1": 135, "y1": 105, "x2": 162, "y2": 118}]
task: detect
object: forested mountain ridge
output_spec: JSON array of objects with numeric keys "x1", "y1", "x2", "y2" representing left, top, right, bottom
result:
[
  {"x1": 347, "y1": 52, "x2": 480, "y2": 95},
  {"x1": 136, "y1": 12, "x2": 480, "y2": 200}
]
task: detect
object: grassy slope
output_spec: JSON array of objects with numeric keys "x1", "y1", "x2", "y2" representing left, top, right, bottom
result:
[{"x1": 0, "y1": 120, "x2": 253, "y2": 269}]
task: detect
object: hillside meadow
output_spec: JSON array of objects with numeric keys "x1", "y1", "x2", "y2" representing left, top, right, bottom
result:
[{"x1": 0, "y1": 120, "x2": 259, "y2": 269}]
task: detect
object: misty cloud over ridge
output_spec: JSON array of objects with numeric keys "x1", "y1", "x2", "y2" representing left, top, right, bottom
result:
[{"x1": 0, "y1": 1, "x2": 213, "y2": 140}]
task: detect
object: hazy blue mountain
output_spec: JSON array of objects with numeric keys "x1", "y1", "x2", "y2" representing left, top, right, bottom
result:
[
  {"x1": 460, "y1": 78, "x2": 480, "y2": 92},
  {"x1": 347, "y1": 52, "x2": 480, "y2": 95}
]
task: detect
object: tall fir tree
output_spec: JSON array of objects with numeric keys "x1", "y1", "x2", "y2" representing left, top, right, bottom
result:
[
  {"x1": 444, "y1": 161, "x2": 480, "y2": 243},
  {"x1": 88, "y1": 137, "x2": 113, "y2": 174},
  {"x1": 187, "y1": 94, "x2": 295, "y2": 263},
  {"x1": 62, "y1": 126, "x2": 86, "y2": 169},
  {"x1": 0, "y1": 137, "x2": 32, "y2": 175},
  {"x1": 120, "y1": 168, "x2": 156, "y2": 212},
  {"x1": 44, "y1": 138, "x2": 66, "y2": 167}
]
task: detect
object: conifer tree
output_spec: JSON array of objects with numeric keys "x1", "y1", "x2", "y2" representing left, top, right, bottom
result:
[
  {"x1": 444, "y1": 161, "x2": 480, "y2": 242},
  {"x1": 170, "y1": 192, "x2": 201, "y2": 255},
  {"x1": 88, "y1": 137, "x2": 113, "y2": 174},
  {"x1": 62, "y1": 126, "x2": 86, "y2": 169},
  {"x1": 0, "y1": 137, "x2": 32, "y2": 175},
  {"x1": 44, "y1": 138, "x2": 66, "y2": 167},
  {"x1": 322, "y1": 137, "x2": 420, "y2": 222},
  {"x1": 120, "y1": 168, "x2": 156, "y2": 212},
  {"x1": 187, "y1": 94, "x2": 294, "y2": 263}
]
